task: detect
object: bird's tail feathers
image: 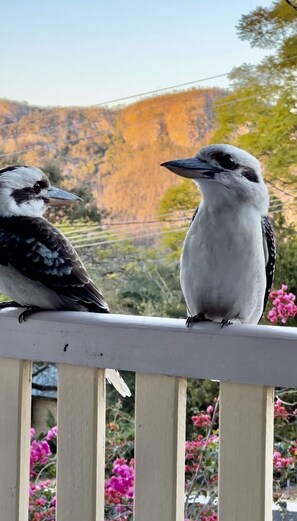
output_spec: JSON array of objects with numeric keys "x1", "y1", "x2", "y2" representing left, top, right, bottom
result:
[{"x1": 105, "y1": 369, "x2": 131, "y2": 398}]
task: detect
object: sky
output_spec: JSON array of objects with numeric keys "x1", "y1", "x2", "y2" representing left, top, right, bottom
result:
[{"x1": 0, "y1": 0, "x2": 273, "y2": 108}]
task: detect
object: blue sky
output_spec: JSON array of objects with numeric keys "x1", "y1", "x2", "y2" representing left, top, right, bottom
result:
[{"x1": 0, "y1": 0, "x2": 272, "y2": 107}]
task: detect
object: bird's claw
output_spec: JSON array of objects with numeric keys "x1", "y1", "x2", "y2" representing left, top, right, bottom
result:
[
  {"x1": 221, "y1": 318, "x2": 233, "y2": 328},
  {"x1": 18, "y1": 306, "x2": 41, "y2": 324},
  {"x1": 186, "y1": 313, "x2": 212, "y2": 328}
]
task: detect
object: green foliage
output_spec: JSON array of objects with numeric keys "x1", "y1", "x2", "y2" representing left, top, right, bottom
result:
[
  {"x1": 42, "y1": 161, "x2": 63, "y2": 185},
  {"x1": 159, "y1": 179, "x2": 199, "y2": 215},
  {"x1": 186, "y1": 379, "x2": 219, "y2": 438},
  {"x1": 106, "y1": 399, "x2": 134, "y2": 470},
  {"x1": 42, "y1": 162, "x2": 103, "y2": 223},
  {"x1": 272, "y1": 215, "x2": 297, "y2": 327},
  {"x1": 212, "y1": 0, "x2": 297, "y2": 181},
  {"x1": 237, "y1": 1, "x2": 297, "y2": 51},
  {"x1": 82, "y1": 240, "x2": 186, "y2": 318},
  {"x1": 273, "y1": 214, "x2": 297, "y2": 296},
  {"x1": 259, "y1": 211, "x2": 297, "y2": 327},
  {"x1": 60, "y1": 184, "x2": 103, "y2": 223},
  {"x1": 158, "y1": 180, "x2": 200, "y2": 257}
]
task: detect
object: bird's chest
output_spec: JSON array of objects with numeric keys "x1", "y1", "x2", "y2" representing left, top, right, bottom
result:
[
  {"x1": 180, "y1": 208, "x2": 265, "y2": 319},
  {"x1": 0, "y1": 264, "x2": 62, "y2": 308}
]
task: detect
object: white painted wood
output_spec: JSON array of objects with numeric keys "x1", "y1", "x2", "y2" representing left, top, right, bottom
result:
[
  {"x1": 0, "y1": 358, "x2": 31, "y2": 521},
  {"x1": 134, "y1": 373, "x2": 186, "y2": 521},
  {"x1": 0, "y1": 310, "x2": 296, "y2": 386},
  {"x1": 56, "y1": 365, "x2": 105, "y2": 521},
  {"x1": 219, "y1": 382, "x2": 274, "y2": 521}
]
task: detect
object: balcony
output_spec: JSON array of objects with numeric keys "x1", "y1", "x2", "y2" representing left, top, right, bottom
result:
[{"x1": 0, "y1": 308, "x2": 296, "y2": 521}]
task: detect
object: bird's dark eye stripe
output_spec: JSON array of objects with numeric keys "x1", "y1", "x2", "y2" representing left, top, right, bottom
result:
[
  {"x1": 12, "y1": 180, "x2": 49, "y2": 204},
  {"x1": 241, "y1": 167, "x2": 259, "y2": 183},
  {"x1": 12, "y1": 187, "x2": 34, "y2": 204}
]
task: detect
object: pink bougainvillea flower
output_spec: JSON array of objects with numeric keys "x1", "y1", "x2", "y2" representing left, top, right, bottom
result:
[
  {"x1": 267, "y1": 285, "x2": 297, "y2": 325},
  {"x1": 274, "y1": 399, "x2": 289, "y2": 419}
]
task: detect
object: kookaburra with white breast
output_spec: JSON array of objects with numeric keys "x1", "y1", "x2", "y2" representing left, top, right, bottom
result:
[
  {"x1": 161, "y1": 144, "x2": 275, "y2": 326},
  {"x1": 0, "y1": 165, "x2": 130, "y2": 397}
]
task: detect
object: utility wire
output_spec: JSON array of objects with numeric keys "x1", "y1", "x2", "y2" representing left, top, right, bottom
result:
[
  {"x1": 57, "y1": 197, "x2": 296, "y2": 245},
  {"x1": 74, "y1": 226, "x2": 188, "y2": 249},
  {"x1": 67, "y1": 199, "x2": 297, "y2": 250},
  {"x1": 0, "y1": 91, "x2": 264, "y2": 158},
  {"x1": 0, "y1": 72, "x2": 228, "y2": 135},
  {"x1": 90, "y1": 73, "x2": 229, "y2": 106},
  {"x1": 1, "y1": 52, "x2": 297, "y2": 159}
]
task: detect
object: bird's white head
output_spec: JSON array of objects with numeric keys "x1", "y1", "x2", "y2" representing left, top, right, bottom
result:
[
  {"x1": 161, "y1": 144, "x2": 269, "y2": 214},
  {"x1": 0, "y1": 165, "x2": 81, "y2": 218}
]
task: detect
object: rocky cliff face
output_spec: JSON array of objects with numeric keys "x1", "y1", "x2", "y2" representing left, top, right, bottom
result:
[{"x1": 0, "y1": 88, "x2": 222, "y2": 220}]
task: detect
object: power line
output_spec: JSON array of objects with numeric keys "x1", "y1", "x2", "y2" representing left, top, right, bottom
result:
[
  {"x1": 61, "y1": 215, "x2": 195, "y2": 240},
  {"x1": 0, "y1": 72, "x2": 228, "y2": 136},
  {"x1": 266, "y1": 180, "x2": 297, "y2": 198},
  {"x1": 91, "y1": 73, "x2": 229, "y2": 106},
  {"x1": 74, "y1": 226, "x2": 188, "y2": 249},
  {"x1": 50, "y1": 198, "x2": 297, "y2": 251},
  {"x1": 0, "y1": 92, "x2": 258, "y2": 158},
  {"x1": 56, "y1": 196, "x2": 296, "y2": 245},
  {"x1": 2, "y1": 80, "x2": 297, "y2": 160},
  {"x1": 1, "y1": 52, "x2": 297, "y2": 159}
]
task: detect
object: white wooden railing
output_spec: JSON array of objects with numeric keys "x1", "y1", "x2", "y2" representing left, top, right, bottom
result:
[{"x1": 0, "y1": 308, "x2": 296, "y2": 521}]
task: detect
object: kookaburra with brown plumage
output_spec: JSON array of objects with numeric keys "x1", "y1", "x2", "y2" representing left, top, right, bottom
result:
[
  {"x1": 0, "y1": 164, "x2": 130, "y2": 397},
  {"x1": 161, "y1": 144, "x2": 275, "y2": 326}
]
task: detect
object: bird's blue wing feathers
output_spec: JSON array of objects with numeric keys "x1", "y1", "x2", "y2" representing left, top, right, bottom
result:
[{"x1": 0, "y1": 217, "x2": 109, "y2": 313}]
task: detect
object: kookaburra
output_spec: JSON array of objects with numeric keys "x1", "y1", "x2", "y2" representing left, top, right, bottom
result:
[
  {"x1": 161, "y1": 144, "x2": 276, "y2": 326},
  {"x1": 0, "y1": 165, "x2": 130, "y2": 397}
]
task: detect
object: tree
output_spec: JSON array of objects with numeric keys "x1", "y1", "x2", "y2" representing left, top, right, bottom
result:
[
  {"x1": 212, "y1": 0, "x2": 297, "y2": 181},
  {"x1": 211, "y1": 1, "x2": 297, "y2": 324}
]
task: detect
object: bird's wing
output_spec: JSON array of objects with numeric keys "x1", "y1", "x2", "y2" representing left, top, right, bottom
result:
[
  {"x1": 0, "y1": 216, "x2": 109, "y2": 312},
  {"x1": 261, "y1": 216, "x2": 276, "y2": 313},
  {"x1": 190, "y1": 206, "x2": 200, "y2": 226}
]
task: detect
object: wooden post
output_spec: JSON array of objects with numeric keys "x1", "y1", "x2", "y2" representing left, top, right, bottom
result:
[
  {"x1": 134, "y1": 373, "x2": 187, "y2": 521},
  {"x1": 56, "y1": 365, "x2": 106, "y2": 521},
  {"x1": 219, "y1": 382, "x2": 274, "y2": 521},
  {"x1": 0, "y1": 358, "x2": 31, "y2": 521}
]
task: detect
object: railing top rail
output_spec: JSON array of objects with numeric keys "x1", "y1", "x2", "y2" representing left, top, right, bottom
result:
[{"x1": 0, "y1": 309, "x2": 296, "y2": 387}]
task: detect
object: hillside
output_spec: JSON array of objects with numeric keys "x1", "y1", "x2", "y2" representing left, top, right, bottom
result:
[{"x1": 0, "y1": 89, "x2": 223, "y2": 220}]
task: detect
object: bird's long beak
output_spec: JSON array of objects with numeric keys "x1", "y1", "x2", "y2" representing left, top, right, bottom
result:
[
  {"x1": 161, "y1": 157, "x2": 221, "y2": 180},
  {"x1": 46, "y1": 187, "x2": 83, "y2": 207}
]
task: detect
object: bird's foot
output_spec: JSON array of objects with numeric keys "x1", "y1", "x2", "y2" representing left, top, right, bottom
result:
[
  {"x1": 220, "y1": 318, "x2": 233, "y2": 329},
  {"x1": 18, "y1": 306, "x2": 42, "y2": 324},
  {"x1": 186, "y1": 313, "x2": 212, "y2": 328},
  {"x1": 0, "y1": 300, "x2": 22, "y2": 309}
]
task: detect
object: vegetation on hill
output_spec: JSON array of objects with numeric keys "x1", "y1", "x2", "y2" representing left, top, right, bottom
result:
[{"x1": 0, "y1": 88, "x2": 223, "y2": 221}]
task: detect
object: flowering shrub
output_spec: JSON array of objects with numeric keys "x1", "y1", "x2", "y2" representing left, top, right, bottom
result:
[
  {"x1": 267, "y1": 285, "x2": 297, "y2": 325},
  {"x1": 29, "y1": 428, "x2": 56, "y2": 521},
  {"x1": 184, "y1": 400, "x2": 219, "y2": 520},
  {"x1": 105, "y1": 458, "x2": 134, "y2": 520},
  {"x1": 29, "y1": 395, "x2": 297, "y2": 521}
]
